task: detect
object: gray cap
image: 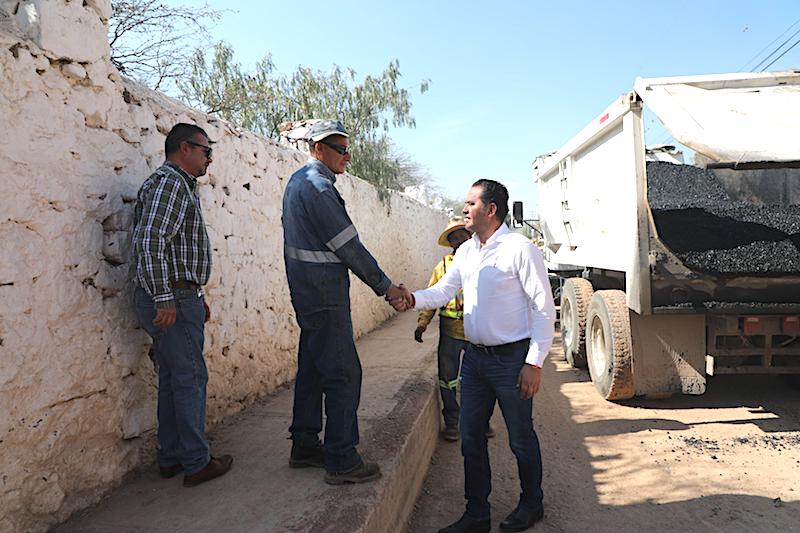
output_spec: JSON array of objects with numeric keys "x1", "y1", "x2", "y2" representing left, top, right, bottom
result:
[{"x1": 307, "y1": 120, "x2": 349, "y2": 142}]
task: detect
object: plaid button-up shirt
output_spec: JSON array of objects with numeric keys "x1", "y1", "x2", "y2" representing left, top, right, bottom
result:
[{"x1": 131, "y1": 161, "x2": 212, "y2": 308}]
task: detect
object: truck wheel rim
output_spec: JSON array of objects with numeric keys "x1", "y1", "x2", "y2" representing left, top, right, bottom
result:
[
  {"x1": 590, "y1": 316, "x2": 607, "y2": 374},
  {"x1": 562, "y1": 299, "x2": 574, "y2": 348}
]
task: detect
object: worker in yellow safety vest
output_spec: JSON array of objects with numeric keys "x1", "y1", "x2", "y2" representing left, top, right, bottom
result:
[{"x1": 415, "y1": 219, "x2": 494, "y2": 442}]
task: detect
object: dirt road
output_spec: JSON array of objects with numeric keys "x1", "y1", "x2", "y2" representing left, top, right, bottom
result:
[{"x1": 409, "y1": 334, "x2": 800, "y2": 532}]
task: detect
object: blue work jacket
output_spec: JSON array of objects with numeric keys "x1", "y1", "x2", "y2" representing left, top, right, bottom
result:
[{"x1": 282, "y1": 159, "x2": 392, "y2": 315}]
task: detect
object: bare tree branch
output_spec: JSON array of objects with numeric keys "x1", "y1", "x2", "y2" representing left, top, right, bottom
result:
[{"x1": 108, "y1": 1, "x2": 228, "y2": 93}]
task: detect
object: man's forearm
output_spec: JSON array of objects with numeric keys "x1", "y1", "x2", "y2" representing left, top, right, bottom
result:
[
  {"x1": 413, "y1": 285, "x2": 456, "y2": 310},
  {"x1": 140, "y1": 249, "x2": 174, "y2": 308},
  {"x1": 418, "y1": 308, "x2": 436, "y2": 328},
  {"x1": 334, "y1": 238, "x2": 391, "y2": 295}
]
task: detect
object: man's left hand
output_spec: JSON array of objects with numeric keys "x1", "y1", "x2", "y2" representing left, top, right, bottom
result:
[
  {"x1": 517, "y1": 364, "x2": 542, "y2": 400},
  {"x1": 203, "y1": 300, "x2": 211, "y2": 323}
]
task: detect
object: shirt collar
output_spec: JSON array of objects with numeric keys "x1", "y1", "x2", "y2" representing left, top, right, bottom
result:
[
  {"x1": 307, "y1": 157, "x2": 337, "y2": 183},
  {"x1": 164, "y1": 161, "x2": 197, "y2": 189},
  {"x1": 472, "y1": 222, "x2": 509, "y2": 248}
]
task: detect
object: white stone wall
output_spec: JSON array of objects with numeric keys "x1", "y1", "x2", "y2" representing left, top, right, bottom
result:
[{"x1": 0, "y1": 2, "x2": 448, "y2": 531}]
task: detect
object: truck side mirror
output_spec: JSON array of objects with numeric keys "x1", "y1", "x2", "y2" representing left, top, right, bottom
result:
[{"x1": 512, "y1": 201, "x2": 524, "y2": 225}]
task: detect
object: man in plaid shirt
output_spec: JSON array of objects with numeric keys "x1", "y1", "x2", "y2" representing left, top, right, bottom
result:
[{"x1": 131, "y1": 123, "x2": 233, "y2": 487}]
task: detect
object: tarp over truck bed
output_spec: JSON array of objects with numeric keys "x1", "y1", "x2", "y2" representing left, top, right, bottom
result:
[{"x1": 635, "y1": 71, "x2": 800, "y2": 164}]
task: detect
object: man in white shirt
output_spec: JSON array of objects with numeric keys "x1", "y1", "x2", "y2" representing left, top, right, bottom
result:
[{"x1": 391, "y1": 179, "x2": 555, "y2": 533}]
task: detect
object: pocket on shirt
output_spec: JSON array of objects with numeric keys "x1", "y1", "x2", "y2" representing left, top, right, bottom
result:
[
  {"x1": 288, "y1": 262, "x2": 350, "y2": 313},
  {"x1": 320, "y1": 263, "x2": 350, "y2": 309}
]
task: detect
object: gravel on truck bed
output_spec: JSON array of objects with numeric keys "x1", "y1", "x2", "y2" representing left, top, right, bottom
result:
[{"x1": 646, "y1": 161, "x2": 800, "y2": 275}]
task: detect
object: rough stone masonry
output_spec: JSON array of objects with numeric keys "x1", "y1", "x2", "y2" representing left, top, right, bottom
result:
[{"x1": 0, "y1": 2, "x2": 447, "y2": 531}]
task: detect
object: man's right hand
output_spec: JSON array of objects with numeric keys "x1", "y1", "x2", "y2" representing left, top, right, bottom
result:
[
  {"x1": 414, "y1": 326, "x2": 425, "y2": 343},
  {"x1": 385, "y1": 284, "x2": 413, "y2": 311},
  {"x1": 153, "y1": 307, "x2": 177, "y2": 329}
]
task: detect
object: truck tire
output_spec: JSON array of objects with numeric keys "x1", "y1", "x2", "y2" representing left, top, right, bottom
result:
[
  {"x1": 586, "y1": 290, "x2": 635, "y2": 401},
  {"x1": 561, "y1": 278, "x2": 594, "y2": 369}
]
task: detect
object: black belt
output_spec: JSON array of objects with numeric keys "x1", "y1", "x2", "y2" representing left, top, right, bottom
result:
[
  {"x1": 173, "y1": 280, "x2": 200, "y2": 290},
  {"x1": 470, "y1": 338, "x2": 530, "y2": 356}
]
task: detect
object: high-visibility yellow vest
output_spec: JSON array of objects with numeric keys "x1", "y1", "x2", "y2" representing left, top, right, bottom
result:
[{"x1": 438, "y1": 255, "x2": 464, "y2": 319}]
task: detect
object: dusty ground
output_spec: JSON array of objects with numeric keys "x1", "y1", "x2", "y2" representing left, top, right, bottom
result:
[{"x1": 409, "y1": 334, "x2": 800, "y2": 532}]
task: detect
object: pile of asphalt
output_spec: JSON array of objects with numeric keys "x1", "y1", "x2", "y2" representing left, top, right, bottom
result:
[{"x1": 647, "y1": 161, "x2": 800, "y2": 275}]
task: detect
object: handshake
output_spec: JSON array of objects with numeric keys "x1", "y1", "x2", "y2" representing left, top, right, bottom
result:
[{"x1": 385, "y1": 284, "x2": 415, "y2": 312}]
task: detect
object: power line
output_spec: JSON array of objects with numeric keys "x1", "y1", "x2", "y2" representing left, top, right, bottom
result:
[
  {"x1": 739, "y1": 17, "x2": 800, "y2": 72},
  {"x1": 760, "y1": 34, "x2": 800, "y2": 71},
  {"x1": 752, "y1": 25, "x2": 800, "y2": 71}
]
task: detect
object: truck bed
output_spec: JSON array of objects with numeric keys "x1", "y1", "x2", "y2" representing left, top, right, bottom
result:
[{"x1": 647, "y1": 161, "x2": 800, "y2": 276}]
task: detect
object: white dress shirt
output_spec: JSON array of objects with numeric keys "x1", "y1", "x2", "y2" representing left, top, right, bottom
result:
[{"x1": 413, "y1": 224, "x2": 556, "y2": 367}]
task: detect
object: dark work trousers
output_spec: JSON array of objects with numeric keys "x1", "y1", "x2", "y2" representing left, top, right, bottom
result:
[
  {"x1": 437, "y1": 318, "x2": 468, "y2": 428},
  {"x1": 289, "y1": 308, "x2": 363, "y2": 473},
  {"x1": 133, "y1": 286, "x2": 210, "y2": 475},
  {"x1": 459, "y1": 343, "x2": 544, "y2": 519}
]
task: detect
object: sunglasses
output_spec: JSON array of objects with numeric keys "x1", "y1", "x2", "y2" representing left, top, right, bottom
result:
[
  {"x1": 320, "y1": 140, "x2": 350, "y2": 156},
  {"x1": 185, "y1": 140, "x2": 213, "y2": 158}
]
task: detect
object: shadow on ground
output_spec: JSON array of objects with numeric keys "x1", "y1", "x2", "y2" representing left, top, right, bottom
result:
[{"x1": 410, "y1": 334, "x2": 800, "y2": 533}]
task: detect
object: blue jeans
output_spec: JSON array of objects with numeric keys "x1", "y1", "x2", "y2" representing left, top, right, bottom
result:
[
  {"x1": 134, "y1": 286, "x2": 210, "y2": 475},
  {"x1": 460, "y1": 343, "x2": 544, "y2": 519},
  {"x1": 289, "y1": 309, "x2": 363, "y2": 473},
  {"x1": 437, "y1": 323, "x2": 468, "y2": 427}
]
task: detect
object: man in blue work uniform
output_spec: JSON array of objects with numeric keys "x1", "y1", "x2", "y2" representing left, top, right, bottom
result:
[{"x1": 282, "y1": 119, "x2": 408, "y2": 485}]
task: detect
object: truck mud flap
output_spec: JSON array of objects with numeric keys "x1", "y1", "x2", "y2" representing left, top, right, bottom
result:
[{"x1": 629, "y1": 313, "x2": 706, "y2": 396}]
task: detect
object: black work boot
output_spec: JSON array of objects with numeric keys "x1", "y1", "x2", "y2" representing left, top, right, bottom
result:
[
  {"x1": 438, "y1": 513, "x2": 491, "y2": 533},
  {"x1": 499, "y1": 504, "x2": 544, "y2": 532},
  {"x1": 442, "y1": 425, "x2": 460, "y2": 442},
  {"x1": 324, "y1": 461, "x2": 381, "y2": 485},
  {"x1": 289, "y1": 439, "x2": 325, "y2": 468}
]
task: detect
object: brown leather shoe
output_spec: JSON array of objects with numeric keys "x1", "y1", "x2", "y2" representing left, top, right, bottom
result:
[
  {"x1": 183, "y1": 455, "x2": 233, "y2": 487},
  {"x1": 159, "y1": 464, "x2": 184, "y2": 479}
]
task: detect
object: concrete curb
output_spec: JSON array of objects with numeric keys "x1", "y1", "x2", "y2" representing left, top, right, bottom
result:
[
  {"x1": 54, "y1": 312, "x2": 442, "y2": 533},
  {"x1": 362, "y1": 373, "x2": 439, "y2": 533},
  {"x1": 293, "y1": 368, "x2": 440, "y2": 533}
]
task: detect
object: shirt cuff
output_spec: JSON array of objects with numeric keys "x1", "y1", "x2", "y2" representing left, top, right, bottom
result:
[
  {"x1": 374, "y1": 276, "x2": 392, "y2": 296},
  {"x1": 525, "y1": 341, "x2": 547, "y2": 367},
  {"x1": 153, "y1": 293, "x2": 175, "y2": 309},
  {"x1": 412, "y1": 290, "x2": 431, "y2": 309}
]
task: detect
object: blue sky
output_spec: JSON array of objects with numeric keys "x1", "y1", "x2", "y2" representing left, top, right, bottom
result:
[{"x1": 175, "y1": 0, "x2": 800, "y2": 215}]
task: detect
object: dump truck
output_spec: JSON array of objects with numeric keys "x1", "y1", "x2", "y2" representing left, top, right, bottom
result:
[{"x1": 525, "y1": 70, "x2": 800, "y2": 400}]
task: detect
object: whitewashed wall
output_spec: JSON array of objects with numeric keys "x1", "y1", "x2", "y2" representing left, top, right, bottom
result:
[{"x1": 0, "y1": 2, "x2": 448, "y2": 531}]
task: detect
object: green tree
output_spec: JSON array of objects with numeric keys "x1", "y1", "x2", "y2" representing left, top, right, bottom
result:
[{"x1": 180, "y1": 42, "x2": 431, "y2": 192}]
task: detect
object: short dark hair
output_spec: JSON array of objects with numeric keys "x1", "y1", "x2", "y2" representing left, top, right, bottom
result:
[
  {"x1": 165, "y1": 123, "x2": 209, "y2": 155},
  {"x1": 472, "y1": 179, "x2": 509, "y2": 222}
]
